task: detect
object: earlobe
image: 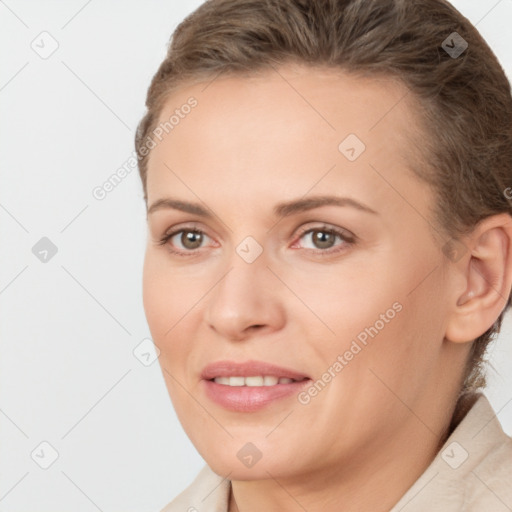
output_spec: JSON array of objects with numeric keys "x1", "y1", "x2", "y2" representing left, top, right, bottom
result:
[{"x1": 445, "y1": 213, "x2": 512, "y2": 344}]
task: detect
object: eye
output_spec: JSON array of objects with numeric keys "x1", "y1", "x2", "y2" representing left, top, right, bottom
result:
[
  {"x1": 158, "y1": 227, "x2": 213, "y2": 255},
  {"x1": 157, "y1": 223, "x2": 355, "y2": 257},
  {"x1": 292, "y1": 224, "x2": 355, "y2": 254}
]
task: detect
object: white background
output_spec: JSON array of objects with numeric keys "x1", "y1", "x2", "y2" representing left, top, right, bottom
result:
[{"x1": 1, "y1": 1, "x2": 511, "y2": 510}]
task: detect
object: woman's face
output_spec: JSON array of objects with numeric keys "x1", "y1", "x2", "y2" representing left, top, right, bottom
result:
[{"x1": 143, "y1": 65, "x2": 467, "y2": 480}]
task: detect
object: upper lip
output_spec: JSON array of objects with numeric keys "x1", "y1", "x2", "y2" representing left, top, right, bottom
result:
[{"x1": 201, "y1": 360, "x2": 310, "y2": 381}]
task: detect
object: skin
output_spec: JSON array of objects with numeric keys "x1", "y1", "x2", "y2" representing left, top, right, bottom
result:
[{"x1": 142, "y1": 64, "x2": 512, "y2": 512}]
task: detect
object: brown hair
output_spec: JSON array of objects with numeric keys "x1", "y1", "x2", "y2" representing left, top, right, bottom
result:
[{"x1": 135, "y1": 0, "x2": 512, "y2": 399}]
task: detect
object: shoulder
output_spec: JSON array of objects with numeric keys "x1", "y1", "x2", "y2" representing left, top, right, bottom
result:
[
  {"x1": 392, "y1": 393, "x2": 512, "y2": 511},
  {"x1": 160, "y1": 464, "x2": 231, "y2": 512},
  {"x1": 463, "y1": 416, "x2": 512, "y2": 510}
]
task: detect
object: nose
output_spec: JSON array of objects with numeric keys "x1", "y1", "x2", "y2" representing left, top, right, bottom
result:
[{"x1": 204, "y1": 251, "x2": 286, "y2": 342}]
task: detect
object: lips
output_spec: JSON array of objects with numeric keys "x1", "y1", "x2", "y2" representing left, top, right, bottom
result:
[
  {"x1": 200, "y1": 359, "x2": 310, "y2": 381},
  {"x1": 200, "y1": 360, "x2": 312, "y2": 411}
]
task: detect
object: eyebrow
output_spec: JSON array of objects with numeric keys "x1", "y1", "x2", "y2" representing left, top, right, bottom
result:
[{"x1": 147, "y1": 195, "x2": 378, "y2": 217}]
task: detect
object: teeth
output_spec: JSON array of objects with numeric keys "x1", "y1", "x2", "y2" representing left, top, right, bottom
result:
[
  {"x1": 212, "y1": 376, "x2": 300, "y2": 386},
  {"x1": 228, "y1": 376, "x2": 245, "y2": 386},
  {"x1": 245, "y1": 376, "x2": 264, "y2": 386}
]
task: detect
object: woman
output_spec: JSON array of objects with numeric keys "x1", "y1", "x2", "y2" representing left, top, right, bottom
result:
[{"x1": 135, "y1": 0, "x2": 512, "y2": 510}]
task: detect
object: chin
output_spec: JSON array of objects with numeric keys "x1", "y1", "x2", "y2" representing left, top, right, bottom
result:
[{"x1": 202, "y1": 444, "x2": 298, "y2": 480}]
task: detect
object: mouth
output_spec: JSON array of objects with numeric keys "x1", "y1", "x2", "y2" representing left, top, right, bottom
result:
[
  {"x1": 200, "y1": 360, "x2": 312, "y2": 412},
  {"x1": 208, "y1": 375, "x2": 309, "y2": 386}
]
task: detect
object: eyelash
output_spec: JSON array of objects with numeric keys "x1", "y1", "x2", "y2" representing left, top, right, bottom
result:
[{"x1": 157, "y1": 224, "x2": 356, "y2": 257}]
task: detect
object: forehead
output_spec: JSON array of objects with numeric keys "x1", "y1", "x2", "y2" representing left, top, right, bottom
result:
[{"x1": 146, "y1": 65, "x2": 429, "y2": 220}]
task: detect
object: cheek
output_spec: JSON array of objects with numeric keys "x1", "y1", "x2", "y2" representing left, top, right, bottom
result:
[
  {"x1": 142, "y1": 252, "x2": 166, "y2": 337},
  {"x1": 298, "y1": 252, "x2": 439, "y2": 379},
  {"x1": 142, "y1": 250, "x2": 205, "y2": 378},
  {"x1": 291, "y1": 263, "x2": 442, "y2": 445},
  {"x1": 142, "y1": 254, "x2": 188, "y2": 409},
  {"x1": 142, "y1": 251, "x2": 188, "y2": 342},
  {"x1": 282, "y1": 257, "x2": 399, "y2": 343},
  {"x1": 342, "y1": 263, "x2": 447, "y2": 401}
]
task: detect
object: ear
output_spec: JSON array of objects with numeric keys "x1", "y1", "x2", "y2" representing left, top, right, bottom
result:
[{"x1": 445, "y1": 213, "x2": 512, "y2": 343}]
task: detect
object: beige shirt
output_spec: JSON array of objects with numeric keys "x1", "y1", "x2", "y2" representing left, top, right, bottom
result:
[{"x1": 161, "y1": 393, "x2": 512, "y2": 511}]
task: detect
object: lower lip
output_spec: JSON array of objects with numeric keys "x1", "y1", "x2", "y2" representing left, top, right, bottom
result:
[{"x1": 202, "y1": 378, "x2": 312, "y2": 412}]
